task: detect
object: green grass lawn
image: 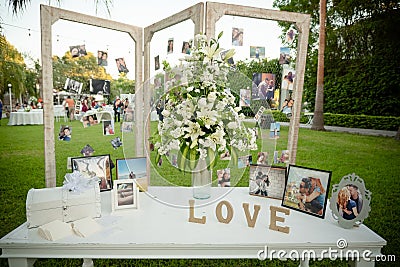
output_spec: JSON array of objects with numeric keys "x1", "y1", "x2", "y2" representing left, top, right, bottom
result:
[{"x1": 0, "y1": 118, "x2": 399, "y2": 267}]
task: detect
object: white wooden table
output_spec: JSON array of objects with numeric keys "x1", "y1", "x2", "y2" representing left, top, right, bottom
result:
[
  {"x1": 0, "y1": 187, "x2": 386, "y2": 267},
  {"x1": 7, "y1": 110, "x2": 43, "y2": 125}
]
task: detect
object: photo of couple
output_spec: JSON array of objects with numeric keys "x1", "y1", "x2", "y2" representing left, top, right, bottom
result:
[
  {"x1": 337, "y1": 184, "x2": 363, "y2": 220},
  {"x1": 283, "y1": 165, "x2": 331, "y2": 218}
]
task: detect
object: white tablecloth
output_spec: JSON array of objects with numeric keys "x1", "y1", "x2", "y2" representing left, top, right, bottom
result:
[
  {"x1": 8, "y1": 110, "x2": 43, "y2": 125},
  {"x1": 81, "y1": 109, "x2": 114, "y2": 122}
]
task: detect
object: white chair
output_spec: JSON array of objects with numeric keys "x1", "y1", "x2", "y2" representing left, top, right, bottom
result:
[{"x1": 54, "y1": 105, "x2": 67, "y2": 122}]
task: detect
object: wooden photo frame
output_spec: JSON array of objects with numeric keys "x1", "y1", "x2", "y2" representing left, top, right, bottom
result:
[
  {"x1": 282, "y1": 165, "x2": 331, "y2": 219},
  {"x1": 249, "y1": 165, "x2": 286, "y2": 200},
  {"x1": 71, "y1": 154, "x2": 112, "y2": 191},
  {"x1": 112, "y1": 179, "x2": 138, "y2": 210},
  {"x1": 116, "y1": 157, "x2": 148, "y2": 191},
  {"x1": 329, "y1": 173, "x2": 371, "y2": 229}
]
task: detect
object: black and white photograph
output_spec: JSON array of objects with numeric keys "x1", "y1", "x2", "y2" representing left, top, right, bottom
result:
[
  {"x1": 249, "y1": 165, "x2": 286, "y2": 199},
  {"x1": 112, "y1": 179, "x2": 138, "y2": 210},
  {"x1": 71, "y1": 154, "x2": 113, "y2": 191}
]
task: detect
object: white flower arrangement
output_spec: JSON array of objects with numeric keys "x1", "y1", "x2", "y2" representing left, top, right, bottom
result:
[{"x1": 153, "y1": 32, "x2": 257, "y2": 171}]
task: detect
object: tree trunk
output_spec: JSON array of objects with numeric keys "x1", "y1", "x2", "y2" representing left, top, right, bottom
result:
[
  {"x1": 395, "y1": 126, "x2": 400, "y2": 141},
  {"x1": 312, "y1": 0, "x2": 326, "y2": 131}
]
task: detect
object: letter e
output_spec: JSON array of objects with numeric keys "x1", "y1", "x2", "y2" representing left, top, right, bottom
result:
[{"x1": 269, "y1": 205, "x2": 290, "y2": 234}]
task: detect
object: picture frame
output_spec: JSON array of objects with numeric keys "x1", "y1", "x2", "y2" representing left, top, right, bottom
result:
[
  {"x1": 112, "y1": 179, "x2": 138, "y2": 210},
  {"x1": 121, "y1": 122, "x2": 133, "y2": 132},
  {"x1": 116, "y1": 157, "x2": 148, "y2": 191},
  {"x1": 249, "y1": 165, "x2": 286, "y2": 200},
  {"x1": 103, "y1": 120, "x2": 115, "y2": 135},
  {"x1": 217, "y1": 168, "x2": 230, "y2": 187},
  {"x1": 238, "y1": 155, "x2": 252, "y2": 169},
  {"x1": 256, "y1": 152, "x2": 269, "y2": 165},
  {"x1": 329, "y1": 173, "x2": 371, "y2": 229},
  {"x1": 71, "y1": 154, "x2": 112, "y2": 191},
  {"x1": 282, "y1": 165, "x2": 332, "y2": 219},
  {"x1": 82, "y1": 114, "x2": 98, "y2": 128}
]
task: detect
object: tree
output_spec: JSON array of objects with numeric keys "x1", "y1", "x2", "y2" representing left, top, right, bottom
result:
[
  {"x1": 110, "y1": 72, "x2": 135, "y2": 101},
  {"x1": 312, "y1": 0, "x2": 326, "y2": 131},
  {"x1": 52, "y1": 51, "x2": 112, "y2": 92},
  {"x1": 0, "y1": 34, "x2": 26, "y2": 103}
]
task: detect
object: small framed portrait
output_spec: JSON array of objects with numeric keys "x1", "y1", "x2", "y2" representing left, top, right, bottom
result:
[
  {"x1": 238, "y1": 155, "x2": 252, "y2": 169},
  {"x1": 115, "y1": 57, "x2": 129, "y2": 73},
  {"x1": 154, "y1": 55, "x2": 160, "y2": 70},
  {"x1": 282, "y1": 165, "x2": 332, "y2": 219},
  {"x1": 239, "y1": 88, "x2": 251, "y2": 107},
  {"x1": 167, "y1": 38, "x2": 174, "y2": 54},
  {"x1": 286, "y1": 28, "x2": 296, "y2": 44},
  {"x1": 249, "y1": 46, "x2": 265, "y2": 59},
  {"x1": 269, "y1": 122, "x2": 280, "y2": 139},
  {"x1": 329, "y1": 173, "x2": 371, "y2": 229},
  {"x1": 116, "y1": 157, "x2": 148, "y2": 191},
  {"x1": 279, "y1": 47, "x2": 291, "y2": 65},
  {"x1": 71, "y1": 154, "x2": 112, "y2": 191},
  {"x1": 217, "y1": 168, "x2": 230, "y2": 187},
  {"x1": 256, "y1": 152, "x2": 269, "y2": 165},
  {"x1": 58, "y1": 125, "x2": 72, "y2": 141},
  {"x1": 231, "y1": 27, "x2": 243, "y2": 46},
  {"x1": 220, "y1": 150, "x2": 231, "y2": 161},
  {"x1": 82, "y1": 114, "x2": 98, "y2": 128},
  {"x1": 249, "y1": 165, "x2": 286, "y2": 200},
  {"x1": 181, "y1": 41, "x2": 191, "y2": 54},
  {"x1": 112, "y1": 179, "x2": 138, "y2": 210},
  {"x1": 121, "y1": 122, "x2": 133, "y2": 133},
  {"x1": 279, "y1": 150, "x2": 290, "y2": 164},
  {"x1": 97, "y1": 50, "x2": 108, "y2": 66},
  {"x1": 103, "y1": 120, "x2": 115, "y2": 135}
]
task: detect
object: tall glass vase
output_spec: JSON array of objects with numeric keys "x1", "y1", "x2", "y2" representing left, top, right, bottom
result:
[{"x1": 192, "y1": 158, "x2": 212, "y2": 199}]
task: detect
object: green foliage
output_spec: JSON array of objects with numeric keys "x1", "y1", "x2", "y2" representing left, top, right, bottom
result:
[
  {"x1": 273, "y1": 0, "x2": 400, "y2": 117},
  {"x1": 52, "y1": 51, "x2": 113, "y2": 92},
  {"x1": 0, "y1": 34, "x2": 28, "y2": 100},
  {"x1": 236, "y1": 58, "x2": 282, "y2": 83},
  {"x1": 110, "y1": 73, "x2": 135, "y2": 100},
  {"x1": 323, "y1": 113, "x2": 400, "y2": 131}
]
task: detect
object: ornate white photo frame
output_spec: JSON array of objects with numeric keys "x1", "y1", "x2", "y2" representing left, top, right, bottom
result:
[{"x1": 329, "y1": 173, "x2": 371, "y2": 229}]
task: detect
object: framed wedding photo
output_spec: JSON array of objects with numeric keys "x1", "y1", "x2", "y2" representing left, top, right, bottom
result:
[
  {"x1": 112, "y1": 179, "x2": 138, "y2": 211},
  {"x1": 282, "y1": 165, "x2": 331, "y2": 219},
  {"x1": 71, "y1": 154, "x2": 112, "y2": 191},
  {"x1": 249, "y1": 165, "x2": 286, "y2": 200},
  {"x1": 116, "y1": 157, "x2": 148, "y2": 191},
  {"x1": 329, "y1": 173, "x2": 371, "y2": 229}
]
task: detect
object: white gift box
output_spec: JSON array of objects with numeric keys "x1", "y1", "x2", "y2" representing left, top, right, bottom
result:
[{"x1": 26, "y1": 183, "x2": 101, "y2": 229}]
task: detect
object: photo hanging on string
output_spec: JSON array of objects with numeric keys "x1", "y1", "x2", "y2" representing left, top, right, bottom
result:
[{"x1": 115, "y1": 58, "x2": 129, "y2": 73}]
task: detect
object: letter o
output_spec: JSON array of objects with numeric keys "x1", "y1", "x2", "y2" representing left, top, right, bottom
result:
[{"x1": 215, "y1": 200, "x2": 234, "y2": 224}]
